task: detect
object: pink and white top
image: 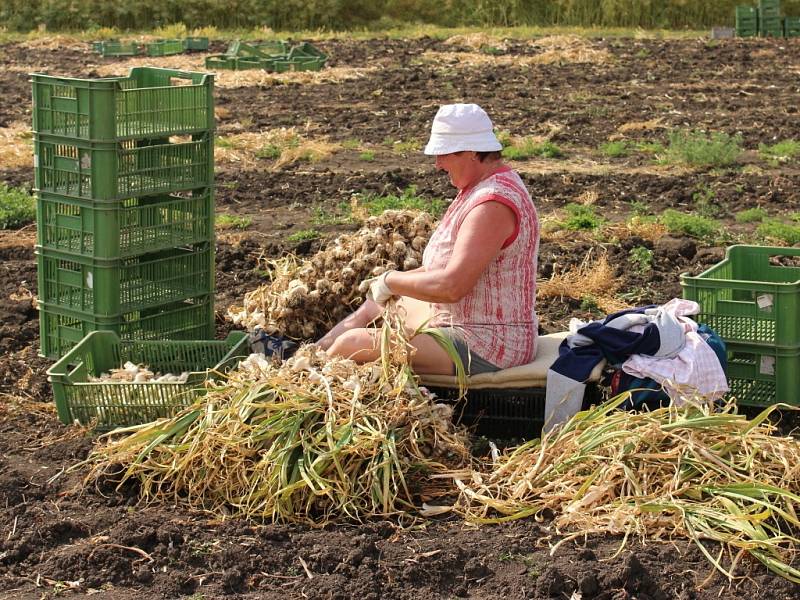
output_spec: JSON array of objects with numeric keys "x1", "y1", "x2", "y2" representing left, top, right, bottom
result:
[{"x1": 422, "y1": 166, "x2": 539, "y2": 368}]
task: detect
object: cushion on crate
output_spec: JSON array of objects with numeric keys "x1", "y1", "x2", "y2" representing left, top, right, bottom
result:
[{"x1": 419, "y1": 331, "x2": 606, "y2": 390}]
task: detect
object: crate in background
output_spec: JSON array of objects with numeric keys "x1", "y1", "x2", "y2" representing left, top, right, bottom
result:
[
  {"x1": 726, "y1": 342, "x2": 800, "y2": 407},
  {"x1": 681, "y1": 245, "x2": 800, "y2": 348},
  {"x1": 47, "y1": 330, "x2": 249, "y2": 428}
]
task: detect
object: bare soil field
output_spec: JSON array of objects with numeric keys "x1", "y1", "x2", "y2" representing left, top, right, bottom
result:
[{"x1": 0, "y1": 35, "x2": 799, "y2": 599}]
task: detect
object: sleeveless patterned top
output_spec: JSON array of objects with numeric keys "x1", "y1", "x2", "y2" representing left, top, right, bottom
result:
[{"x1": 422, "y1": 166, "x2": 539, "y2": 368}]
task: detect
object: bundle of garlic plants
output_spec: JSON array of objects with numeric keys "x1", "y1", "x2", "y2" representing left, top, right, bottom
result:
[
  {"x1": 87, "y1": 306, "x2": 471, "y2": 524},
  {"x1": 447, "y1": 396, "x2": 800, "y2": 582}
]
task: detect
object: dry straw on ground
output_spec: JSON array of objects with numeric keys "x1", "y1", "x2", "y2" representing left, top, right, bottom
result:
[
  {"x1": 444, "y1": 33, "x2": 507, "y2": 51},
  {"x1": 0, "y1": 122, "x2": 33, "y2": 169},
  {"x1": 537, "y1": 251, "x2": 628, "y2": 313},
  {"x1": 215, "y1": 127, "x2": 339, "y2": 170},
  {"x1": 94, "y1": 57, "x2": 374, "y2": 88}
]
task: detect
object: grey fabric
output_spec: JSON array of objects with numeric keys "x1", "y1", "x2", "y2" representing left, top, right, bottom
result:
[
  {"x1": 430, "y1": 327, "x2": 502, "y2": 376},
  {"x1": 544, "y1": 369, "x2": 586, "y2": 433}
]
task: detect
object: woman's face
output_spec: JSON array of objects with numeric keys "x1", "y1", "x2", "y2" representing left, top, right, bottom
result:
[{"x1": 435, "y1": 151, "x2": 480, "y2": 190}]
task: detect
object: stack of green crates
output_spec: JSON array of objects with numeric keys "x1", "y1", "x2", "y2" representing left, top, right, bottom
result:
[
  {"x1": 681, "y1": 245, "x2": 800, "y2": 408},
  {"x1": 759, "y1": 0, "x2": 783, "y2": 36},
  {"x1": 736, "y1": 6, "x2": 759, "y2": 36},
  {"x1": 31, "y1": 67, "x2": 217, "y2": 359},
  {"x1": 785, "y1": 16, "x2": 800, "y2": 36}
]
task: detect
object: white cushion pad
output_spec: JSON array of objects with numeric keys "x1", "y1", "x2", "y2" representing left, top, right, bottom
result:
[{"x1": 419, "y1": 331, "x2": 605, "y2": 390}]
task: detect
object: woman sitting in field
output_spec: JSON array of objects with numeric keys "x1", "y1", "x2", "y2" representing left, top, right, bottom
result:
[{"x1": 318, "y1": 103, "x2": 540, "y2": 375}]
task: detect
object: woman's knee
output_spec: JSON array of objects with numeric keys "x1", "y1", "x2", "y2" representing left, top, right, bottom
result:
[{"x1": 327, "y1": 328, "x2": 379, "y2": 361}]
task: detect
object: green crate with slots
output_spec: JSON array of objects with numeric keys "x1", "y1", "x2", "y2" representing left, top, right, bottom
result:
[
  {"x1": 97, "y1": 41, "x2": 143, "y2": 57},
  {"x1": 38, "y1": 294, "x2": 215, "y2": 360},
  {"x1": 47, "y1": 330, "x2": 249, "y2": 428},
  {"x1": 31, "y1": 67, "x2": 214, "y2": 142},
  {"x1": 725, "y1": 342, "x2": 800, "y2": 407},
  {"x1": 36, "y1": 189, "x2": 213, "y2": 259},
  {"x1": 183, "y1": 37, "x2": 210, "y2": 51},
  {"x1": 146, "y1": 39, "x2": 186, "y2": 57},
  {"x1": 681, "y1": 245, "x2": 800, "y2": 347},
  {"x1": 36, "y1": 243, "x2": 214, "y2": 317},
  {"x1": 34, "y1": 133, "x2": 213, "y2": 201}
]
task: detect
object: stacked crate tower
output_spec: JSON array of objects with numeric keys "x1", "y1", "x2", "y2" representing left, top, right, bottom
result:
[{"x1": 32, "y1": 67, "x2": 216, "y2": 359}]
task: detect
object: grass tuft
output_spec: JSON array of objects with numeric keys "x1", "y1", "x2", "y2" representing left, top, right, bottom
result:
[
  {"x1": 660, "y1": 209, "x2": 719, "y2": 238},
  {"x1": 757, "y1": 220, "x2": 800, "y2": 246},
  {"x1": 599, "y1": 140, "x2": 631, "y2": 158},
  {"x1": 0, "y1": 185, "x2": 35, "y2": 230},
  {"x1": 287, "y1": 229, "x2": 321, "y2": 243},
  {"x1": 759, "y1": 140, "x2": 800, "y2": 166},
  {"x1": 562, "y1": 203, "x2": 604, "y2": 230},
  {"x1": 658, "y1": 129, "x2": 742, "y2": 168},
  {"x1": 502, "y1": 137, "x2": 564, "y2": 160},
  {"x1": 356, "y1": 186, "x2": 445, "y2": 217},
  {"x1": 735, "y1": 207, "x2": 768, "y2": 224},
  {"x1": 216, "y1": 213, "x2": 253, "y2": 230}
]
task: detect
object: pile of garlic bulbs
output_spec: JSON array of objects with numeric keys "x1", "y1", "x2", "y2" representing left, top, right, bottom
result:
[
  {"x1": 228, "y1": 210, "x2": 436, "y2": 339},
  {"x1": 88, "y1": 361, "x2": 190, "y2": 384}
]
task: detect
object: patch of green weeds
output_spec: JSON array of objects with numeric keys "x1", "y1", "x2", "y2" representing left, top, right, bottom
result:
[
  {"x1": 599, "y1": 140, "x2": 631, "y2": 158},
  {"x1": 311, "y1": 203, "x2": 354, "y2": 226},
  {"x1": 256, "y1": 144, "x2": 282, "y2": 160},
  {"x1": 629, "y1": 246, "x2": 654, "y2": 271},
  {"x1": 358, "y1": 185, "x2": 445, "y2": 217},
  {"x1": 635, "y1": 48, "x2": 651, "y2": 58},
  {"x1": 287, "y1": 229, "x2": 321, "y2": 243},
  {"x1": 658, "y1": 129, "x2": 742, "y2": 168},
  {"x1": 496, "y1": 130, "x2": 514, "y2": 148},
  {"x1": 692, "y1": 185, "x2": 721, "y2": 218},
  {"x1": 580, "y1": 294, "x2": 601, "y2": 313},
  {"x1": 342, "y1": 138, "x2": 362, "y2": 150},
  {"x1": 0, "y1": 185, "x2": 35, "y2": 229},
  {"x1": 502, "y1": 138, "x2": 564, "y2": 160},
  {"x1": 735, "y1": 207, "x2": 768, "y2": 223},
  {"x1": 359, "y1": 150, "x2": 376, "y2": 161},
  {"x1": 757, "y1": 219, "x2": 800, "y2": 245},
  {"x1": 636, "y1": 141, "x2": 665, "y2": 155},
  {"x1": 562, "y1": 203, "x2": 604, "y2": 230},
  {"x1": 660, "y1": 209, "x2": 720, "y2": 238},
  {"x1": 758, "y1": 139, "x2": 800, "y2": 166},
  {"x1": 480, "y1": 45, "x2": 504, "y2": 55},
  {"x1": 215, "y1": 136, "x2": 235, "y2": 148},
  {"x1": 628, "y1": 199, "x2": 651, "y2": 217},
  {"x1": 390, "y1": 139, "x2": 421, "y2": 155},
  {"x1": 215, "y1": 213, "x2": 253, "y2": 230}
]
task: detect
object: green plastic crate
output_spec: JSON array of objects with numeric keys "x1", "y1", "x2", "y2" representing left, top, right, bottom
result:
[
  {"x1": 725, "y1": 342, "x2": 800, "y2": 407},
  {"x1": 146, "y1": 39, "x2": 185, "y2": 57},
  {"x1": 31, "y1": 67, "x2": 215, "y2": 141},
  {"x1": 97, "y1": 41, "x2": 143, "y2": 57},
  {"x1": 47, "y1": 330, "x2": 249, "y2": 428},
  {"x1": 39, "y1": 294, "x2": 215, "y2": 359},
  {"x1": 36, "y1": 243, "x2": 214, "y2": 317},
  {"x1": 681, "y1": 245, "x2": 800, "y2": 347},
  {"x1": 287, "y1": 42, "x2": 326, "y2": 60},
  {"x1": 34, "y1": 133, "x2": 213, "y2": 201},
  {"x1": 204, "y1": 55, "x2": 271, "y2": 71},
  {"x1": 183, "y1": 37, "x2": 210, "y2": 51},
  {"x1": 36, "y1": 189, "x2": 213, "y2": 259}
]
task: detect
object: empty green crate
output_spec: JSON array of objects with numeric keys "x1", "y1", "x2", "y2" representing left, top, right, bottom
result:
[
  {"x1": 34, "y1": 133, "x2": 213, "y2": 200},
  {"x1": 31, "y1": 67, "x2": 214, "y2": 142},
  {"x1": 183, "y1": 37, "x2": 210, "y2": 51},
  {"x1": 268, "y1": 57, "x2": 327, "y2": 73},
  {"x1": 36, "y1": 189, "x2": 213, "y2": 260},
  {"x1": 36, "y1": 243, "x2": 213, "y2": 316},
  {"x1": 725, "y1": 342, "x2": 800, "y2": 407},
  {"x1": 146, "y1": 39, "x2": 185, "y2": 57},
  {"x1": 39, "y1": 294, "x2": 215, "y2": 359},
  {"x1": 681, "y1": 245, "x2": 800, "y2": 347},
  {"x1": 47, "y1": 330, "x2": 249, "y2": 428},
  {"x1": 97, "y1": 41, "x2": 143, "y2": 57},
  {"x1": 204, "y1": 55, "x2": 270, "y2": 70}
]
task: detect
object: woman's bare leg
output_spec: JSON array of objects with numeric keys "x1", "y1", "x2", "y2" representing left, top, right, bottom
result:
[
  {"x1": 316, "y1": 299, "x2": 382, "y2": 350},
  {"x1": 326, "y1": 328, "x2": 455, "y2": 375}
]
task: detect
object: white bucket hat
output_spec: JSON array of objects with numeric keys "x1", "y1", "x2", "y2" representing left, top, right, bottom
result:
[{"x1": 423, "y1": 103, "x2": 502, "y2": 156}]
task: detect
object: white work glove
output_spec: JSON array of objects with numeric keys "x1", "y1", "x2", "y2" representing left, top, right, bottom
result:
[{"x1": 365, "y1": 270, "x2": 396, "y2": 306}]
